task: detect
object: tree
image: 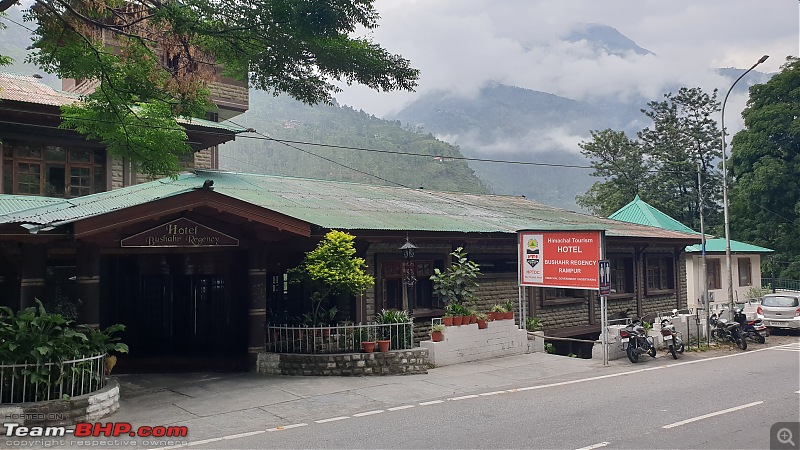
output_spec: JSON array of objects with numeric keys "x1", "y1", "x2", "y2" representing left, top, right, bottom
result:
[
  {"x1": 290, "y1": 230, "x2": 374, "y2": 325},
  {"x1": 576, "y1": 129, "x2": 648, "y2": 216},
  {"x1": 578, "y1": 87, "x2": 722, "y2": 231},
  {"x1": 3, "y1": 1, "x2": 419, "y2": 177},
  {"x1": 729, "y1": 57, "x2": 800, "y2": 278},
  {"x1": 429, "y1": 247, "x2": 481, "y2": 307}
]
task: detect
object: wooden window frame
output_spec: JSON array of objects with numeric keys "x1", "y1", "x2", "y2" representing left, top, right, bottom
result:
[
  {"x1": 2, "y1": 140, "x2": 105, "y2": 197},
  {"x1": 608, "y1": 255, "x2": 634, "y2": 300},
  {"x1": 645, "y1": 254, "x2": 675, "y2": 295},
  {"x1": 541, "y1": 287, "x2": 588, "y2": 306},
  {"x1": 707, "y1": 258, "x2": 721, "y2": 290},
  {"x1": 738, "y1": 257, "x2": 752, "y2": 287}
]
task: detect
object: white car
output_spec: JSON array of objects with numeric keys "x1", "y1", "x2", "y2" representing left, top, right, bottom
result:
[{"x1": 757, "y1": 293, "x2": 800, "y2": 331}]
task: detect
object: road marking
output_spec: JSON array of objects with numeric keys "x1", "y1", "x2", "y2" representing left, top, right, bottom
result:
[
  {"x1": 353, "y1": 410, "x2": 384, "y2": 417},
  {"x1": 662, "y1": 401, "x2": 763, "y2": 429},
  {"x1": 575, "y1": 442, "x2": 609, "y2": 450},
  {"x1": 388, "y1": 405, "x2": 415, "y2": 411},
  {"x1": 419, "y1": 400, "x2": 444, "y2": 406},
  {"x1": 449, "y1": 394, "x2": 479, "y2": 401},
  {"x1": 223, "y1": 430, "x2": 265, "y2": 440},
  {"x1": 267, "y1": 423, "x2": 307, "y2": 432},
  {"x1": 479, "y1": 390, "x2": 507, "y2": 396},
  {"x1": 315, "y1": 416, "x2": 350, "y2": 423}
]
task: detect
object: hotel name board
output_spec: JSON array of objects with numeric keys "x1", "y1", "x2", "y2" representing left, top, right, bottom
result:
[{"x1": 121, "y1": 218, "x2": 239, "y2": 248}]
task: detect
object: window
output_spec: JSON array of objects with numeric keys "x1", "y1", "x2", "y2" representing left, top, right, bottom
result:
[
  {"x1": 707, "y1": 258, "x2": 721, "y2": 290},
  {"x1": 609, "y1": 255, "x2": 633, "y2": 296},
  {"x1": 381, "y1": 259, "x2": 442, "y2": 310},
  {"x1": 645, "y1": 255, "x2": 675, "y2": 293},
  {"x1": 542, "y1": 288, "x2": 588, "y2": 306},
  {"x1": 738, "y1": 258, "x2": 752, "y2": 287},
  {"x1": 1, "y1": 139, "x2": 106, "y2": 197}
]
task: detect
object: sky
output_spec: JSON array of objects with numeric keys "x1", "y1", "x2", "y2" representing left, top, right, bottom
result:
[{"x1": 335, "y1": 0, "x2": 800, "y2": 128}]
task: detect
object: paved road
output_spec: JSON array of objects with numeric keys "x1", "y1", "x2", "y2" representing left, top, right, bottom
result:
[{"x1": 186, "y1": 340, "x2": 800, "y2": 449}]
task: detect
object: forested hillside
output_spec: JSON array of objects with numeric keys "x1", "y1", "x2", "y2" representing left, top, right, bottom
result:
[{"x1": 219, "y1": 90, "x2": 488, "y2": 194}]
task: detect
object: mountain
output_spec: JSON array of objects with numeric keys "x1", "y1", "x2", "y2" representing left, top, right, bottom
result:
[
  {"x1": 565, "y1": 23, "x2": 654, "y2": 57},
  {"x1": 218, "y1": 91, "x2": 489, "y2": 195}
]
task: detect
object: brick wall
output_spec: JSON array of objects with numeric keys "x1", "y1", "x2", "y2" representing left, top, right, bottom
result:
[{"x1": 256, "y1": 349, "x2": 429, "y2": 376}]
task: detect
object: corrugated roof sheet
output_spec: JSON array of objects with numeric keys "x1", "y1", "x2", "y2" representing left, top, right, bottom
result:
[
  {"x1": 0, "y1": 72, "x2": 245, "y2": 133},
  {"x1": 0, "y1": 171, "x2": 702, "y2": 241},
  {"x1": 0, "y1": 195, "x2": 63, "y2": 215},
  {"x1": 609, "y1": 195, "x2": 698, "y2": 233},
  {"x1": 685, "y1": 238, "x2": 773, "y2": 253}
]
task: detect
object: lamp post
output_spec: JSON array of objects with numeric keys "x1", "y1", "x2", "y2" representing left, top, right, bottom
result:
[
  {"x1": 720, "y1": 54, "x2": 768, "y2": 318},
  {"x1": 399, "y1": 236, "x2": 418, "y2": 313}
]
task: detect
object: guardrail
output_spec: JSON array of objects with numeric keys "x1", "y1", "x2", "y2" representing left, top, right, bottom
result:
[
  {"x1": 0, "y1": 354, "x2": 106, "y2": 404},
  {"x1": 266, "y1": 322, "x2": 414, "y2": 354},
  {"x1": 762, "y1": 278, "x2": 800, "y2": 292}
]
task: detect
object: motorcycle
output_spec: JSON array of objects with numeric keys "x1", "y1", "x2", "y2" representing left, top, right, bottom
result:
[
  {"x1": 733, "y1": 308, "x2": 767, "y2": 344},
  {"x1": 660, "y1": 316, "x2": 685, "y2": 359},
  {"x1": 709, "y1": 310, "x2": 747, "y2": 350},
  {"x1": 619, "y1": 318, "x2": 657, "y2": 363}
]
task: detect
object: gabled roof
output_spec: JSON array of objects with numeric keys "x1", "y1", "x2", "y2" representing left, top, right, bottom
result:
[
  {"x1": 0, "y1": 170, "x2": 702, "y2": 242},
  {"x1": 0, "y1": 72, "x2": 246, "y2": 133},
  {"x1": 609, "y1": 195, "x2": 698, "y2": 233},
  {"x1": 685, "y1": 239, "x2": 773, "y2": 254},
  {"x1": 609, "y1": 195, "x2": 773, "y2": 253}
]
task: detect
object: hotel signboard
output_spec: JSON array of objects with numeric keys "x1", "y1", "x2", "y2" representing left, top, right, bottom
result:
[
  {"x1": 121, "y1": 218, "x2": 239, "y2": 248},
  {"x1": 518, "y1": 230, "x2": 603, "y2": 290}
]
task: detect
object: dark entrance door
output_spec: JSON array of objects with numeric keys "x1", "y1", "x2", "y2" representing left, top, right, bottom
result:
[{"x1": 103, "y1": 253, "x2": 247, "y2": 372}]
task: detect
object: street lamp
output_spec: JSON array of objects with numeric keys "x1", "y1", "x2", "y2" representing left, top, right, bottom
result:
[
  {"x1": 720, "y1": 54, "x2": 768, "y2": 318},
  {"x1": 399, "y1": 236, "x2": 418, "y2": 312}
]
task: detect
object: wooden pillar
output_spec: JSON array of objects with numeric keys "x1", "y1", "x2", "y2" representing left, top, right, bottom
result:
[
  {"x1": 247, "y1": 247, "x2": 267, "y2": 368},
  {"x1": 76, "y1": 248, "x2": 101, "y2": 327},
  {"x1": 20, "y1": 244, "x2": 47, "y2": 310}
]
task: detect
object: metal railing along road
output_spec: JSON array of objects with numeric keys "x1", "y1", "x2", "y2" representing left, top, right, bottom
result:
[
  {"x1": 762, "y1": 278, "x2": 800, "y2": 292},
  {"x1": 266, "y1": 322, "x2": 414, "y2": 354},
  {"x1": 0, "y1": 354, "x2": 106, "y2": 404}
]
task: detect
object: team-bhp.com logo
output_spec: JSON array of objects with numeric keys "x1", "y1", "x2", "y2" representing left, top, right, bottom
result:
[{"x1": 4, "y1": 422, "x2": 188, "y2": 438}]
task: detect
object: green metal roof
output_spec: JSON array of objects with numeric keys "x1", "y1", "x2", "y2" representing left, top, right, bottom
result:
[
  {"x1": 0, "y1": 195, "x2": 63, "y2": 215},
  {"x1": 609, "y1": 195, "x2": 698, "y2": 233},
  {"x1": 685, "y1": 238, "x2": 773, "y2": 254},
  {"x1": 0, "y1": 171, "x2": 702, "y2": 240}
]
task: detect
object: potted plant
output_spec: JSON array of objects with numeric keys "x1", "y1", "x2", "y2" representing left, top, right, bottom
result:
[
  {"x1": 430, "y1": 247, "x2": 481, "y2": 325},
  {"x1": 476, "y1": 312, "x2": 488, "y2": 329},
  {"x1": 375, "y1": 308, "x2": 412, "y2": 351},
  {"x1": 525, "y1": 317, "x2": 543, "y2": 332},
  {"x1": 358, "y1": 326, "x2": 375, "y2": 353},
  {"x1": 467, "y1": 307, "x2": 478, "y2": 324},
  {"x1": 430, "y1": 324, "x2": 445, "y2": 342},
  {"x1": 503, "y1": 300, "x2": 515, "y2": 319},
  {"x1": 443, "y1": 303, "x2": 458, "y2": 326},
  {"x1": 490, "y1": 304, "x2": 506, "y2": 321}
]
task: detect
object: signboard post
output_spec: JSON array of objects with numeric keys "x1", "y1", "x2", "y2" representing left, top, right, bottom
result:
[
  {"x1": 518, "y1": 230, "x2": 609, "y2": 365},
  {"x1": 598, "y1": 259, "x2": 610, "y2": 365}
]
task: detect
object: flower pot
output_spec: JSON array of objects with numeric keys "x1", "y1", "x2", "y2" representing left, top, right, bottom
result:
[
  {"x1": 443, "y1": 316, "x2": 454, "y2": 326},
  {"x1": 470, "y1": 315, "x2": 477, "y2": 324},
  {"x1": 452, "y1": 316, "x2": 463, "y2": 326},
  {"x1": 489, "y1": 312, "x2": 501, "y2": 321},
  {"x1": 361, "y1": 341, "x2": 375, "y2": 353},
  {"x1": 504, "y1": 311, "x2": 514, "y2": 320},
  {"x1": 431, "y1": 331, "x2": 443, "y2": 342},
  {"x1": 477, "y1": 319, "x2": 488, "y2": 329},
  {"x1": 377, "y1": 339, "x2": 391, "y2": 352}
]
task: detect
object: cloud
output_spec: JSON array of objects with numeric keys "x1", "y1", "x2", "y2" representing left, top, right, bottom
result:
[{"x1": 336, "y1": 0, "x2": 798, "y2": 119}]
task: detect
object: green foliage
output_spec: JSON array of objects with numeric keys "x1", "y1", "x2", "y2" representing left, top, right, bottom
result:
[
  {"x1": 21, "y1": 0, "x2": 419, "y2": 178},
  {"x1": 579, "y1": 87, "x2": 723, "y2": 230},
  {"x1": 0, "y1": 13, "x2": 10, "y2": 67},
  {"x1": 291, "y1": 230, "x2": 374, "y2": 325},
  {"x1": 490, "y1": 304, "x2": 507, "y2": 313},
  {"x1": 745, "y1": 285, "x2": 771, "y2": 300},
  {"x1": 430, "y1": 247, "x2": 481, "y2": 307},
  {"x1": 544, "y1": 343, "x2": 556, "y2": 354},
  {"x1": 374, "y1": 309, "x2": 412, "y2": 347},
  {"x1": 374, "y1": 308, "x2": 411, "y2": 324},
  {"x1": 525, "y1": 317, "x2": 543, "y2": 332},
  {"x1": 221, "y1": 91, "x2": 488, "y2": 194},
  {"x1": 431, "y1": 323, "x2": 445, "y2": 333},
  {"x1": 729, "y1": 57, "x2": 800, "y2": 279}
]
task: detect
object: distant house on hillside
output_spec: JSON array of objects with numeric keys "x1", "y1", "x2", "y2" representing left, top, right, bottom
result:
[{"x1": 610, "y1": 195, "x2": 773, "y2": 312}]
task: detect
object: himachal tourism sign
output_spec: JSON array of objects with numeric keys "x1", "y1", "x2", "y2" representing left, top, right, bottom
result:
[{"x1": 518, "y1": 230, "x2": 603, "y2": 289}]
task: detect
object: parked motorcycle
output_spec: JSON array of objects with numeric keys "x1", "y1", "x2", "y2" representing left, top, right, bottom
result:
[
  {"x1": 660, "y1": 316, "x2": 685, "y2": 359},
  {"x1": 709, "y1": 311, "x2": 747, "y2": 350},
  {"x1": 619, "y1": 318, "x2": 657, "y2": 363},
  {"x1": 733, "y1": 308, "x2": 767, "y2": 344}
]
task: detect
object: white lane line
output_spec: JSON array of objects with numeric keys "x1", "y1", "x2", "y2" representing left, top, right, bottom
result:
[
  {"x1": 575, "y1": 442, "x2": 609, "y2": 450},
  {"x1": 769, "y1": 348, "x2": 800, "y2": 352},
  {"x1": 662, "y1": 401, "x2": 763, "y2": 429},
  {"x1": 419, "y1": 400, "x2": 444, "y2": 406},
  {"x1": 267, "y1": 423, "x2": 308, "y2": 432},
  {"x1": 388, "y1": 405, "x2": 415, "y2": 411},
  {"x1": 449, "y1": 394, "x2": 479, "y2": 401},
  {"x1": 315, "y1": 416, "x2": 350, "y2": 423},
  {"x1": 479, "y1": 390, "x2": 507, "y2": 396},
  {"x1": 352, "y1": 410, "x2": 384, "y2": 417},
  {"x1": 223, "y1": 430, "x2": 265, "y2": 440}
]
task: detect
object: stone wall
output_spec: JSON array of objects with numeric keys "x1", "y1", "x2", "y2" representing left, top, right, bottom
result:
[
  {"x1": 420, "y1": 319, "x2": 528, "y2": 366},
  {"x1": 474, "y1": 274, "x2": 518, "y2": 313},
  {"x1": 256, "y1": 349, "x2": 429, "y2": 376},
  {"x1": 0, "y1": 379, "x2": 119, "y2": 426}
]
